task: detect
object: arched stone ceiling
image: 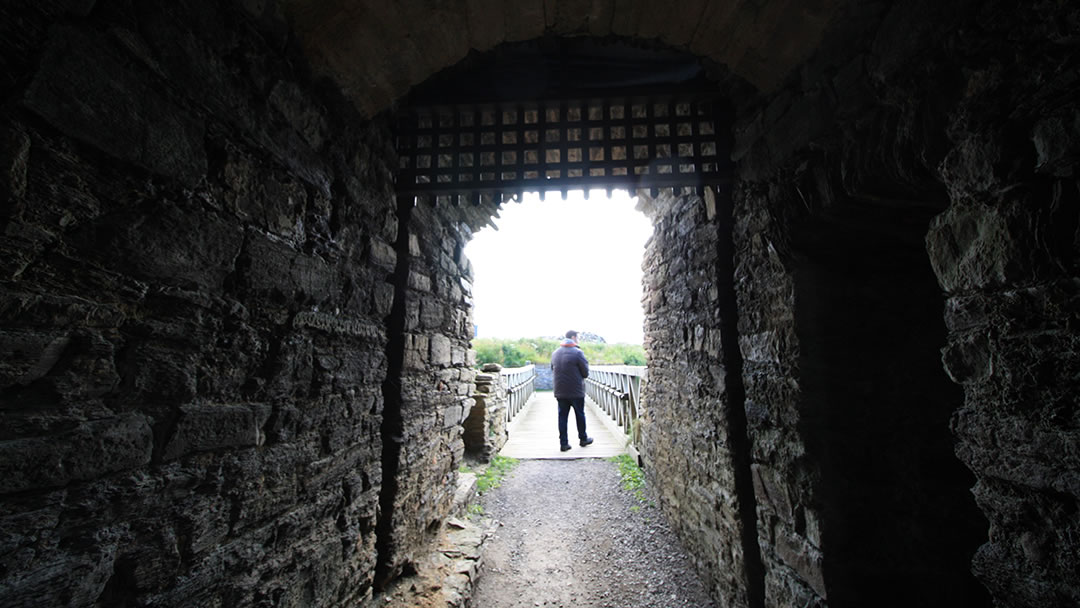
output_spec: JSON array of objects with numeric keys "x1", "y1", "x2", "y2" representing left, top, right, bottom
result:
[{"x1": 283, "y1": 0, "x2": 849, "y2": 117}]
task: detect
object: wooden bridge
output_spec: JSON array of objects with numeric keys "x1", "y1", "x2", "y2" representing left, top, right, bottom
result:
[{"x1": 496, "y1": 365, "x2": 645, "y2": 460}]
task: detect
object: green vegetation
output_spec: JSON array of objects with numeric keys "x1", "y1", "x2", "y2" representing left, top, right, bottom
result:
[
  {"x1": 610, "y1": 453, "x2": 649, "y2": 504},
  {"x1": 472, "y1": 337, "x2": 646, "y2": 367},
  {"x1": 476, "y1": 455, "x2": 518, "y2": 494},
  {"x1": 466, "y1": 503, "x2": 485, "y2": 517}
]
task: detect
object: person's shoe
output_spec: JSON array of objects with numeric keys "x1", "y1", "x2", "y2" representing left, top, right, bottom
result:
[
  {"x1": 560, "y1": 444, "x2": 572, "y2": 452},
  {"x1": 580, "y1": 437, "x2": 594, "y2": 447}
]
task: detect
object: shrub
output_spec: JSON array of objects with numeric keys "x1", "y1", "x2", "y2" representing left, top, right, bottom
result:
[{"x1": 472, "y1": 337, "x2": 645, "y2": 368}]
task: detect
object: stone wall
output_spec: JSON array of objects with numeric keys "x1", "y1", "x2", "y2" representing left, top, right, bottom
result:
[
  {"x1": 639, "y1": 190, "x2": 756, "y2": 608},
  {"x1": 463, "y1": 364, "x2": 509, "y2": 461},
  {"x1": 922, "y1": 4, "x2": 1080, "y2": 603},
  {"x1": 377, "y1": 199, "x2": 478, "y2": 583},
  {"x1": 533, "y1": 363, "x2": 553, "y2": 390},
  {"x1": 0, "y1": 1, "x2": 1077, "y2": 607},
  {"x1": 640, "y1": 2, "x2": 1079, "y2": 607},
  {"x1": 0, "y1": 1, "x2": 397, "y2": 605}
]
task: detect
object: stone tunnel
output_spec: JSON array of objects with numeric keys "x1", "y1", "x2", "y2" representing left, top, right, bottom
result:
[{"x1": 0, "y1": 1, "x2": 1077, "y2": 607}]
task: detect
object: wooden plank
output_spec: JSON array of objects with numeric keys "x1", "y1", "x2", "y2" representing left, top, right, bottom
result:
[
  {"x1": 499, "y1": 391, "x2": 628, "y2": 460},
  {"x1": 395, "y1": 95, "x2": 733, "y2": 201}
]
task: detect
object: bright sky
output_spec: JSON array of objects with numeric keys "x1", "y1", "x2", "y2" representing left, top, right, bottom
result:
[{"x1": 464, "y1": 189, "x2": 654, "y2": 344}]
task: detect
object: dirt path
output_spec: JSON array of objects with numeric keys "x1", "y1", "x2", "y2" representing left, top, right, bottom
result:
[{"x1": 471, "y1": 459, "x2": 717, "y2": 608}]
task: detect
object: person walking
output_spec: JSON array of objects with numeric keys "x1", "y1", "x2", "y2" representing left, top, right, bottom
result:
[{"x1": 551, "y1": 330, "x2": 593, "y2": 452}]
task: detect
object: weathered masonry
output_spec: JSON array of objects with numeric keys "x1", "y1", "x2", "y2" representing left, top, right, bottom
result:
[{"x1": 0, "y1": 2, "x2": 1077, "y2": 608}]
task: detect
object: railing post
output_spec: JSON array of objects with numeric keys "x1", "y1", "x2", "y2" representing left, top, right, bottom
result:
[
  {"x1": 583, "y1": 365, "x2": 647, "y2": 453},
  {"x1": 500, "y1": 364, "x2": 537, "y2": 427}
]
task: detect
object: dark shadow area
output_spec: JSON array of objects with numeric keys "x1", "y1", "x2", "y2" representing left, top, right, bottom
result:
[
  {"x1": 714, "y1": 186, "x2": 766, "y2": 608},
  {"x1": 375, "y1": 195, "x2": 415, "y2": 589},
  {"x1": 795, "y1": 200, "x2": 990, "y2": 607},
  {"x1": 404, "y1": 36, "x2": 716, "y2": 105}
]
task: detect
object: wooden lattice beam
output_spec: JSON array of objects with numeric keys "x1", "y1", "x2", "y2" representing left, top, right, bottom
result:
[{"x1": 395, "y1": 96, "x2": 734, "y2": 204}]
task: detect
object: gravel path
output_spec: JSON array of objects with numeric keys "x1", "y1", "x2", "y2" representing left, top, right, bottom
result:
[{"x1": 471, "y1": 459, "x2": 717, "y2": 608}]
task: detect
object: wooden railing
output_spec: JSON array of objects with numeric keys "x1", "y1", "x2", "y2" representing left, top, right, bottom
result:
[
  {"x1": 585, "y1": 365, "x2": 646, "y2": 451},
  {"x1": 500, "y1": 364, "x2": 536, "y2": 425}
]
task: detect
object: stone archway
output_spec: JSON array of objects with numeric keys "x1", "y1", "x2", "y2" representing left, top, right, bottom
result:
[
  {"x1": 0, "y1": 2, "x2": 1076, "y2": 608},
  {"x1": 281, "y1": 0, "x2": 847, "y2": 118},
  {"x1": 370, "y1": 23, "x2": 992, "y2": 608}
]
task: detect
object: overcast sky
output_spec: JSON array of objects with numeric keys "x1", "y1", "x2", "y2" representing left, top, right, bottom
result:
[{"x1": 464, "y1": 190, "x2": 654, "y2": 344}]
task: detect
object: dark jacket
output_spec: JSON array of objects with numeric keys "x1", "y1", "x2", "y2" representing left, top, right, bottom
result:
[{"x1": 551, "y1": 340, "x2": 589, "y2": 399}]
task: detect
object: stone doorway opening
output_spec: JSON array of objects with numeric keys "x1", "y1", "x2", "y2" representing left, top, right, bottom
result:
[
  {"x1": 463, "y1": 189, "x2": 651, "y2": 344},
  {"x1": 388, "y1": 35, "x2": 990, "y2": 607},
  {"x1": 3, "y1": 3, "x2": 1072, "y2": 606}
]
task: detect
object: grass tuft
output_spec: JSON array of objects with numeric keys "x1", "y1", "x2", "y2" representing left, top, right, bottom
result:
[
  {"x1": 609, "y1": 454, "x2": 648, "y2": 504},
  {"x1": 476, "y1": 455, "x2": 518, "y2": 494}
]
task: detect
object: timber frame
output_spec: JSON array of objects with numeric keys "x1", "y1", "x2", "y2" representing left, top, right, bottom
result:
[{"x1": 394, "y1": 95, "x2": 734, "y2": 204}]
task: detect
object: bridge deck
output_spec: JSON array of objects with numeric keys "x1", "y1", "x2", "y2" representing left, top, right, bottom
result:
[{"x1": 498, "y1": 391, "x2": 628, "y2": 459}]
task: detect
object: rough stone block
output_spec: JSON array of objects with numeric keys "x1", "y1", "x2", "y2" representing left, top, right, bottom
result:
[
  {"x1": 264, "y1": 175, "x2": 309, "y2": 242},
  {"x1": 738, "y1": 329, "x2": 787, "y2": 364},
  {"x1": 72, "y1": 200, "x2": 242, "y2": 292},
  {"x1": 225, "y1": 444, "x2": 303, "y2": 531},
  {"x1": 420, "y1": 297, "x2": 446, "y2": 329},
  {"x1": 443, "y1": 404, "x2": 464, "y2": 429},
  {"x1": 0, "y1": 414, "x2": 153, "y2": 493},
  {"x1": 941, "y1": 331, "x2": 992, "y2": 384},
  {"x1": 408, "y1": 271, "x2": 432, "y2": 293},
  {"x1": 174, "y1": 493, "x2": 231, "y2": 556},
  {"x1": 938, "y1": 132, "x2": 1003, "y2": 197},
  {"x1": 374, "y1": 282, "x2": 396, "y2": 317},
  {"x1": 404, "y1": 298, "x2": 421, "y2": 332},
  {"x1": 752, "y1": 464, "x2": 794, "y2": 523},
  {"x1": 0, "y1": 491, "x2": 63, "y2": 578},
  {"x1": 269, "y1": 79, "x2": 329, "y2": 151},
  {"x1": 1033, "y1": 113, "x2": 1080, "y2": 177},
  {"x1": 776, "y1": 527, "x2": 826, "y2": 599},
  {"x1": 0, "y1": 525, "x2": 120, "y2": 607},
  {"x1": 0, "y1": 126, "x2": 30, "y2": 204},
  {"x1": 370, "y1": 238, "x2": 398, "y2": 270},
  {"x1": 430, "y1": 334, "x2": 452, "y2": 366},
  {"x1": 451, "y1": 346, "x2": 466, "y2": 366},
  {"x1": 437, "y1": 367, "x2": 459, "y2": 386},
  {"x1": 124, "y1": 342, "x2": 199, "y2": 404},
  {"x1": 0, "y1": 329, "x2": 69, "y2": 389},
  {"x1": 23, "y1": 27, "x2": 206, "y2": 184},
  {"x1": 926, "y1": 202, "x2": 1042, "y2": 293},
  {"x1": 243, "y1": 230, "x2": 335, "y2": 302},
  {"x1": 163, "y1": 404, "x2": 266, "y2": 461},
  {"x1": 943, "y1": 294, "x2": 988, "y2": 332},
  {"x1": 220, "y1": 145, "x2": 310, "y2": 242},
  {"x1": 404, "y1": 334, "x2": 429, "y2": 370}
]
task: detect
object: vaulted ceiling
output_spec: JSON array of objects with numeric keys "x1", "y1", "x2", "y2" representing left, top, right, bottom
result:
[{"x1": 282, "y1": 0, "x2": 849, "y2": 116}]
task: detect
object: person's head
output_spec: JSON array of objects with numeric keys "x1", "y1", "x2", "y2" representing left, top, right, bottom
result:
[{"x1": 565, "y1": 330, "x2": 578, "y2": 341}]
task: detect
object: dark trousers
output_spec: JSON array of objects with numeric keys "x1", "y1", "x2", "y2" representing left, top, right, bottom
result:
[{"x1": 556, "y1": 397, "x2": 587, "y2": 447}]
